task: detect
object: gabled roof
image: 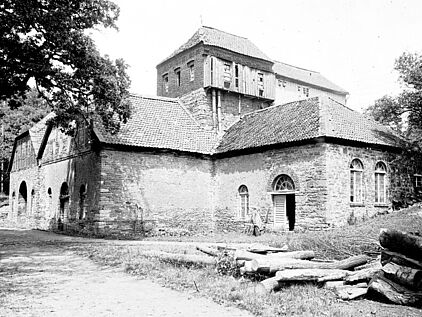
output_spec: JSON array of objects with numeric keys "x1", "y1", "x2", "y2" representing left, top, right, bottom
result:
[
  {"x1": 216, "y1": 97, "x2": 403, "y2": 154},
  {"x1": 92, "y1": 94, "x2": 219, "y2": 155},
  {"x1": 160, "y1": 26, "x2": 272, "y2": 64},
  {"x1": 7, "y1": 113, "x2": 54, "y2": 173},
  {"x1": 273, "y1": 61, "x2": 348, "y2": 95},
  {"x1": 28, "y1": 112, "x2": 56, "y2": 154}
]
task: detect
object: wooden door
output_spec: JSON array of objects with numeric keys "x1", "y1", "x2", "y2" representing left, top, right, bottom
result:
[{"x1": 273, "y1": 195, "x2": 286, "y2": 227}]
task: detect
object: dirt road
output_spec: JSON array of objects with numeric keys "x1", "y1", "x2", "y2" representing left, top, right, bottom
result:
[{"x1": 0, "y1": 229, "x2": 251, "y2": 317}]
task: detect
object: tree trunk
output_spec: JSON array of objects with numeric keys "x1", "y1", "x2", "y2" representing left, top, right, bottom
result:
[
  {"x1": 379, "y1": 229, "x2": 422, "y2": 262},
  {"x1": 247, "y1": 255, "x2": 370, "y2": 274},
  {"x1": 139, "y1": 250, "x2": 215, "y2": 266},
  {"x1": 381, "y1": 250, "x2": 422, "y2": 270},
  {"x1": 345, "y1": 265, "x2": 382, "y2": 284},
  {"x1": 255, "y1": 269, "x2": 350, "y2": 294},
  {"x1": 275, "y1": 268, "x2": 350, "y2": 281},
  {"x1": 382, "y1": 262, "x2": 422, "y2": 290},
  {"x1": 196, "y1": 246, "x2": 219, "y2": 257},
  {"x1": 368, "y1": 274, "x2": 422, "y2": 307},
  {"x1": 234, "y1": 249, "x2": 315, "y2": 261},
  {"x1": 247, "y1": 245, "x2": 288, "y2": 254}
]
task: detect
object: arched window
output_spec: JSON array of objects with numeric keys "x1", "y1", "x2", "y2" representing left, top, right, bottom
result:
[
  {"x1": 350, "y1": 159, "x2": 364, "y2": 203},
  {"x1": 238, "y1": 185, "x2": 249, "y2": 220},
  {"x1": 273, "y1": 175, "x2": 295, "y2": 191},
  {"x1": 375, "y1": 162, "x2": 387, "y2": 203},
  {"x1": 47, "y1": 187, "x2": 52, "y2": 217},
  {"x1": 11, "y1": 192, "x2": 15, "y2": 214}
]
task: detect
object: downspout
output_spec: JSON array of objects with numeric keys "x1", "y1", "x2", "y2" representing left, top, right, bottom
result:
[
  {"x1": 212, "y1": 89, "x2": 217, "y2": 131},
  {"x1": 217, "y1": 90, "x2": 222, "y2": 132}
]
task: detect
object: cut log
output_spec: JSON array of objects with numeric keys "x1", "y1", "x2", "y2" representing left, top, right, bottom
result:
[
  {"x1": 325, "y1": 281, "x2": 345, "y2": 289},
  {"x1": 317, "y1": 271, "x2": 352, "y2": 282},
  {"x1": 196, "y1": 246, "x2": 219, "y2": 257},
  {"x1": 255, "y1": 269, "x2": 350, "y2": 294},
  {"x1": 379, "y1": 228, "x2": 422, "y2": 262},
  {"x1": 368, "y1": 274, "x2": 422, "y2": 307},
  {"x1": 247, "y1": 244, "x2": 288, "y2": 254},
  {"x1": 382, "y1": 262, "x2": 422, "y2": 290},
  {"x1": 381, "y1": 250, "x2": 422, "y2": 270},
  {"x1": 247, "y1": 255, "x2": 370, "y2": 274},
  {"x1": 275, "y1": 269, "x2": 350, "y2": 282},
  {"x1": 255, "y1": 276, "x2": 283, "y2": 294},
  {"x1": 345, "y1": 265, "x2": 382, "y2": 284},
  {"x1": 336, "y1": 286, "x2": 368, "y2": 300},
  {"x1": 139, "y1": 250, "x2": 215, "y2": 266},
  {"x1": 354, "y1": 259, "x2": 381, "y2": 271},
  {"x1": 234, "y1": 249, "x2": 315, "y2": 261}
]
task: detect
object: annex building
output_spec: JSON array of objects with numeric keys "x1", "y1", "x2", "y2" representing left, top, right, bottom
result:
[{"x1": 6, "y1": 27, "x2": 420, "y2": 235}]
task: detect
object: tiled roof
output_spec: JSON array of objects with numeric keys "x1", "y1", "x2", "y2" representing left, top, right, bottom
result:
[
  {"x1": 273, "y1": 61, "x2": 348, "y2": 95},
  {"x1": 93, "y1": 94, "x2": 218, "y2": 154},
  {"x1": 161, "y1": 26, "x2": 272, "y2": 63},
  {"x1": 28, "y1": 112, "x2": 55, "y2": 154},
  {"x1": 216, "y1": 98, "x2": 322, "y2": 153},
  {"x1": 216, "y1": 97, "x2": 403, "y2": 154},
  {"x1": 320, "y1": 97, "x2": 404, "y2": 147}
]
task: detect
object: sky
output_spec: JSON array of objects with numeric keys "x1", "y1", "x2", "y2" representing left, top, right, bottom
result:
[{"x1": 91, "y1": 0, "x2": 422, "y2": 112}]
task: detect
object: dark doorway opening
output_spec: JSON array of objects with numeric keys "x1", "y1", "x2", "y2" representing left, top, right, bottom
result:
[{"x1": 286, "y1": 194, "x2": 295, "y2": 231}]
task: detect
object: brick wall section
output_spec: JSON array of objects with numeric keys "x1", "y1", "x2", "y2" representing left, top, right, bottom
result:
[
  {"x1": 219, "y1": 92, "x2": 273, "y2": 131},
  {"x1": 157, "y1": 45, "x2": 205, "y2": 98},
  {"x1": 179, "y1": 88, "x2": 213, "y2": 130},
  {"x1": 98, "y1": 148, "x2": 214, "y2": 234},
  {"x1": 214, "y1": 143, "x2": 329, "y2": 232}
]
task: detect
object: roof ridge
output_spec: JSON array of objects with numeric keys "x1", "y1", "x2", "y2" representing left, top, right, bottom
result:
[
  {"x1": 129, "y1": 93, "x2": 178, "y2": 103},
  {"x1": 273, "y1": 60, "x2": 320, "y2": 74}
]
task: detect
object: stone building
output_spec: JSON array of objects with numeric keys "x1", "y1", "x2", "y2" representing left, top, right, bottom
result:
[{"x1": 6, "y1": 27, "x2": 421, "y2": 235}]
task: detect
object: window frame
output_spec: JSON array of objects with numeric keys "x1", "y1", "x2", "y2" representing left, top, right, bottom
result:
[
  {"x1": 257, "y1": 72, "x2": 264, "y2": 96},
  {"x1": 350, "y1": 159, "x2": 364, "y2": 204},
  {"x1": 187, "y1": 61, "x2": 194, "y2": 82},
  {"x1": 223, "y1": 61, "x2": 232, "y2": 89},
  {"x1": 162, "y1": 73, "x2": 169, "y2": 93},
  {"x1": 174, "y1": 67, "x2": 181, "y2": 87},
  {"x1": 238, "y1": 185, "x2": 249, "y2": 220},
  {"x1": 374, "y1": 162, "x2": 387, "y2": 204}
]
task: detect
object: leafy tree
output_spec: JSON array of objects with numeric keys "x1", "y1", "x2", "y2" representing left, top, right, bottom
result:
[
  {"x1": 365, "y1": 52, "x2": 422, "y2": 150},
  {"x1": 0, "y1": 0, "x2": 131, "y2": 133},
  {"x1": 0, "y1": 89, "x2": 51, "y2": 193}
]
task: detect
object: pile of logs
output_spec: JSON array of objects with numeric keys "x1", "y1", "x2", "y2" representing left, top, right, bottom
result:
[
  {"x1": 368, "y1": 229, "x2": 422, "y2": 307},
  {"x1": 196, "y1": 230, "x2": 422, "y2": 307}
]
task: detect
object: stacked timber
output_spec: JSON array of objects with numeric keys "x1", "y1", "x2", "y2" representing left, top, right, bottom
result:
[{"x1": 368, "y1": 229, "x2": 422, "y2": 307}]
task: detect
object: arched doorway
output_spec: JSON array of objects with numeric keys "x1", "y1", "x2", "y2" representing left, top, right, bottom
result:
[
  {"x1": 59, "y1": 182, "x2": 69, "y2": 230},
  {"x1": 18, "y1": 181, "x2": 27, "y2": 216},
  {"x1": 272, "y1": 175, "x2": 296, "y2": 231}
]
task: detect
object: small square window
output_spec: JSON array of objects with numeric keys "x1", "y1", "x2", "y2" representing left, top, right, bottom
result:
[{"x1": 415, "y1": 175, "x2": 422, "y2": 188}]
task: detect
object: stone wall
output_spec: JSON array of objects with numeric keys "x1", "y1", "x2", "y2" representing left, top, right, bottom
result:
[
  {"x1": 98, "y1": 148, "x2": 214, "y2": 235},
  {"x1": 214, "y1": 143, "x2": 329, "y2": 232},
  {"x1": 325, "y1": 143, "x2": 417, "y2": 226}
]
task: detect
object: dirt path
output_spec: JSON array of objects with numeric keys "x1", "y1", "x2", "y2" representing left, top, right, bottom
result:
[{"x1": 0, "y1": 229, "x2": 252, "y2": 317}]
